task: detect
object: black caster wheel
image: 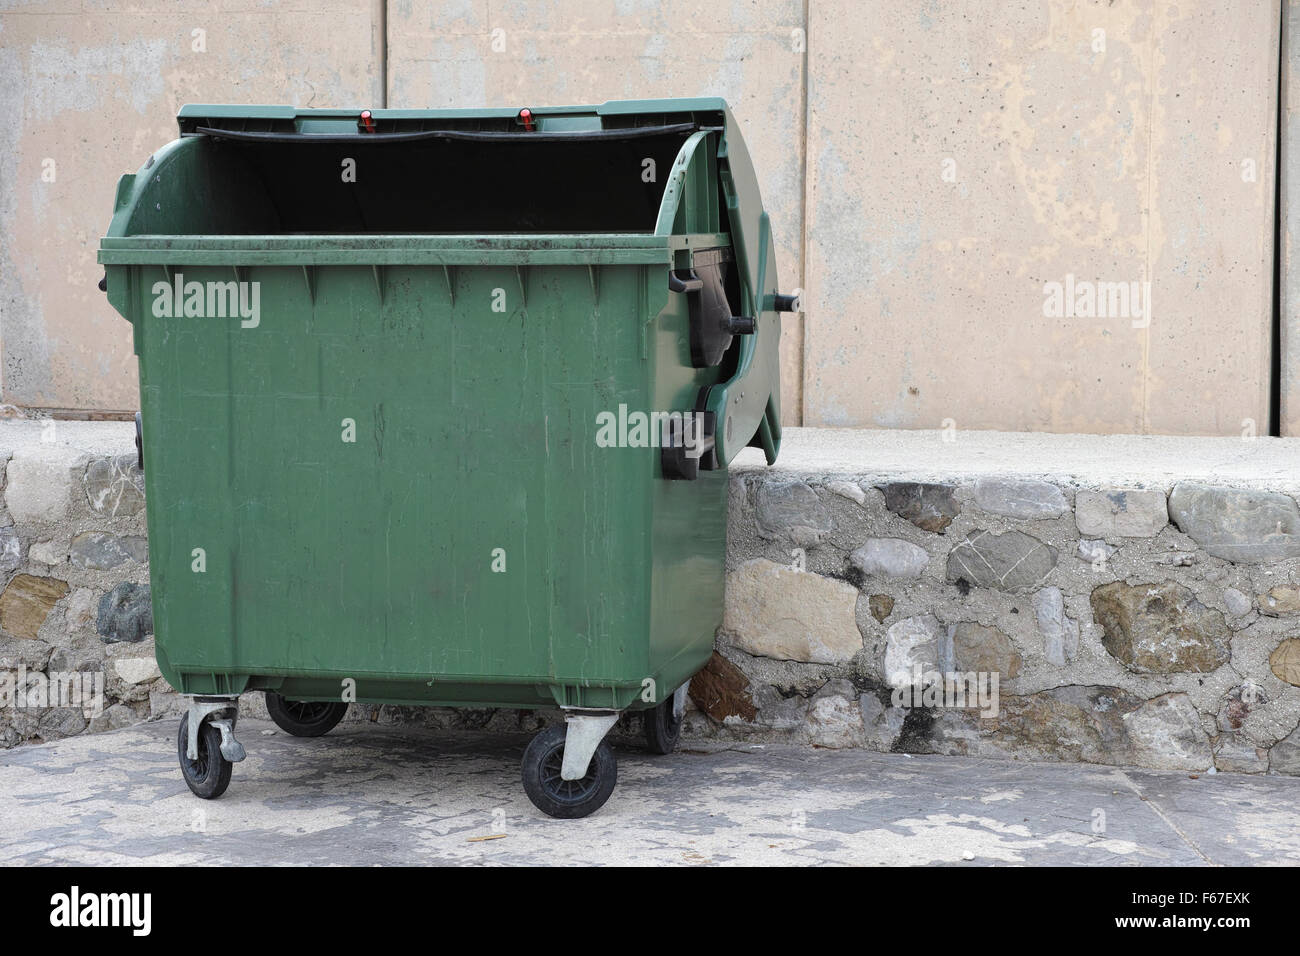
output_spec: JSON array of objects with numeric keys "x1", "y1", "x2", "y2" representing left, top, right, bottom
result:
[
  {"x1": 643, "y1": 693, "x2": 683, "y2": 755},
  {"x1": 521, "y1": 725, "x2": 617, "y2": 819},
  {"x1": 177, "y1": 714, "x2": 232, "y2": 800},
  {"x1": 265, "y1": 692, "x2": 348, "y2": 737}
]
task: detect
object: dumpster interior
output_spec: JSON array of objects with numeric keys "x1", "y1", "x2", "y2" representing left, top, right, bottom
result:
[{"x1": 149, "y1": 126, "x2": 726, "y2": 235}]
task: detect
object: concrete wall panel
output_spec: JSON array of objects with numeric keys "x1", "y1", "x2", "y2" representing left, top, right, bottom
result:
[
  {"x1": 803, "y1": 0, "x2": 1278, "y2": 435},
  {"x1": 0, "y1": 1, "x2": 380, "y2": 410}
]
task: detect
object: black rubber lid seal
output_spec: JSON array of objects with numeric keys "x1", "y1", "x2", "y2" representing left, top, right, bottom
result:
[{"x1": 192, "y1": 122, "x2": 701, "y2": 145}]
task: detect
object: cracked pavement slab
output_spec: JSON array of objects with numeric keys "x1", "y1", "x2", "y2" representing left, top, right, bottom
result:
[{"x1": 1, "y1": 717, "x2": 1297, "y2": 866}]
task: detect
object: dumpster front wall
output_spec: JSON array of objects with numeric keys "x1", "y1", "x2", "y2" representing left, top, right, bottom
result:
[{"x1": 135, "y1": 257, "x2": 724, "y2": 709}]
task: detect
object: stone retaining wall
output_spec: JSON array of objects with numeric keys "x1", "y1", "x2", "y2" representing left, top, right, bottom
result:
[
  {"x1": 702, "y1": 441, "x2": 1300, "y2": 775},
  {"x1": 2, "y1": 422, "x2": 1299, "y2": 776},
  {"x1": 0, "y1": 425, "x2": 162, "y2": 743}
]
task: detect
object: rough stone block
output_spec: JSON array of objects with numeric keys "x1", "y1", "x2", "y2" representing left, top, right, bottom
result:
[
  {"x1": 27, "y1": 540, "x2": 66, "y2": 566},
  {"x1": 881, "y1": 482, "x2": 959, "y2": 533},
  {"x1": 755, "y1": 481, "x2": 833, "y2": 546},
  {"x1": 1217, "y1": 684, "x2": 1268, "y2": 732},
  {"x1": 113, "y1": 656, "x2": 161, "y2": 686},
  {"x1": 3, "y1": 445, "x2": 88, "y2": 525},
  {"x1": 0, "y1": 637, "x2": 54, "y2": 670},
  {"x1": 750, "y1": 684, "x2": 807, "y2": 732},
  {"x1": 0, "y1": 526, "x2": 20, "y2": 572},
  {"x1": 36, "y1": 708, "x2": 88, "y2": 741},
  {"x1": 849, "y1": 538, "x2": 929, "y2": 580},
  {"x1": 946, "y1": 530, "x2": 1058, "y2": 592},
  {"x1": 96, "y1": 583, "x2": 153, "y2": 644},
  {"x1": 1123, "y1": 693, "x2": 1212, "y2": 771},
  {"x1": 804, "y1": 694, "x2": 865, "y2": 748},
  {"x1": 1032, "y1": 586, "x2": 1079, "y2": 666},
  {"x1": 949, "y1": 685, "x2": 1143, "y2": 764},
  {"x1": 83, "y1": 455, "x2": 146, "y2": 518},
  {"x1": 867, "y1": 593, "x2": 894, "y2": 623},
  {"x1": 883, "y1": 614, "x2": 944, "y2": 687},
  {"x1": 687, "y1": 651, "x2": 758, "y2": 723},
  {"x1": 1168, "y1": 483, "x2": 1300, "y2": 563},
  {"x1": 825, "y1": 481, "x2": 867, "y2": 505},
  {"x1": 946, "y1": 622, "x2": 1021, "y2": 678},
  {"x1": 87, "y1": 702, "x2": 145, "y2": 734},
  {"x1": 1091, "y1": 581, "x2": 1230, "y2": 674},
  {"x1": 68, "y1": 532, "x2": 148, "y2": 571},
  {"x1": 1270, "y1": 638, "x2": 1300, "y2": 687},
  {"x1": 1076, "y1": 488, "x2": 1169, "y2": 538},
  {"x1": 1259, "y1": 586, "x2": 1300, "y2": 616},
  {"x1": 1222, "y1": 587, "x2": 1254, "y2": 617},
  {"x1": 148, "y1": 687, "x2": 186, "y2": 719},
  {"x1": 63, "y1": 588, "x2": 98, "y2": 630},
  {"x1": 1076, "y1": 539, "x2": 1117, "y2": 565},
  {"x1": 723, "y1": 559, "x2": 862, "y2": 664},
  {"x1": 0, "y1": 574, "x2": 70, "y2": 640},
  {"x1": 1270, "y1": 723, "x2": 1300, "y2": 774},
  {"x1": 972, "y1": 478, "x2": 1068, "y2": 519}
]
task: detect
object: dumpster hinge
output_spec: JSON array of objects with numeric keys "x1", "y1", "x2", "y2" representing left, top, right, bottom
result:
[
  {"x1": 766, "y1": 290, "x2": 802, "y2": 313},
  {"x1": 660, "y1": 388, "x2": 718, "y2": 480},
  {"x1": 669, "y1": 248, "x2": 752, "y2": 368}
]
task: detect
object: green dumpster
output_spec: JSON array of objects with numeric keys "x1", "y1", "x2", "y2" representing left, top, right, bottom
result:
[{"x1": 98, "y1": 98, "x2": 795, "y2": 817}]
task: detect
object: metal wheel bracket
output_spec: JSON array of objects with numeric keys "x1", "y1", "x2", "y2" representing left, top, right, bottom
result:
[
  {"x1": 673, "y1": 681, "x2": 690, "y2": 721},
  {"x1": 208, "y1": 719, "x2": 246, "y2": 762},
  {"x1": 560, "y1": 710, "x2": 619, "y2": 781},
  {"x1": 186, "y1": 696, "x2": 244, "y2": 762}
]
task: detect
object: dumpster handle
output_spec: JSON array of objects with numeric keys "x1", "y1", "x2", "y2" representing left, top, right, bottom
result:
[
  {"x1": 667, "y1": 272, "x2": 703, "y2": 294},
  {"x1": 191, "y1": 122, "x2": 700, "y2": 145}
]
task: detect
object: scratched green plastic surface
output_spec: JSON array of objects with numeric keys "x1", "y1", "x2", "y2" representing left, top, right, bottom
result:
[{"x1": 98, "y1": 99, "x2": 781, "y2": 711}]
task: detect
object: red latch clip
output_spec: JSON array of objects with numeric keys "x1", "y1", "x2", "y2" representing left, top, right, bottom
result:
[
  {"x1": 517, "y1": 108, "x2": 535, "y2": 132},
  {"x1": 359, "y1": 109, "x2": 376, "y2": 133}
]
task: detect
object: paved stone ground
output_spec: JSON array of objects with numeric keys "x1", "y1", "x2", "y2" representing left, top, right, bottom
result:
[{"x1": 1, "y1": 717, "x2": 1298, "y2": 866}]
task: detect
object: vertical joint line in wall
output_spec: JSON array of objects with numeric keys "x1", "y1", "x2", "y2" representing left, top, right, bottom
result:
[
  {"x1": 796, "y1": 0, "x2": 811, "y2": 426},
  {"x1": 376, "y1": 0, "x2": 388, "y2": 109},
  {"x1": 1141, "y1": 18, "x2": 1156, "y2": 435},
  {"x1": 1272, "y1": 0, "x2": 1285, "y2": 436}
]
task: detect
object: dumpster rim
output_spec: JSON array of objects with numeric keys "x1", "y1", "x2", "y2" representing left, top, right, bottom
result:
[{"x1": 97, "y1": 232, "x2": 731, "y2": 266}]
